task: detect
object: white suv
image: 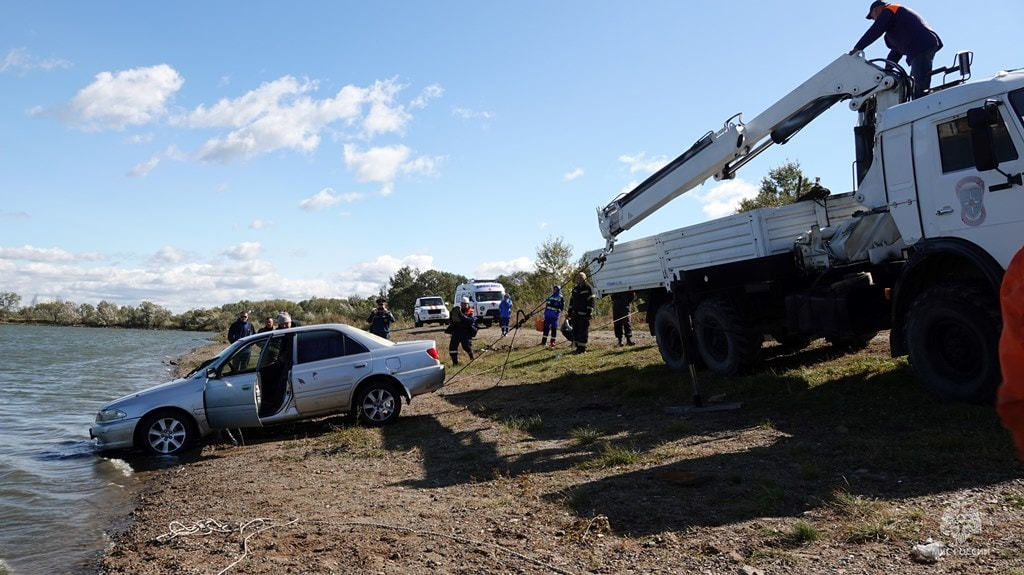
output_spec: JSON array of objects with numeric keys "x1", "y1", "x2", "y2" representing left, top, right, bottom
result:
[{"x1": 413, "y1": 296, "x2": 450, "y2": 327}]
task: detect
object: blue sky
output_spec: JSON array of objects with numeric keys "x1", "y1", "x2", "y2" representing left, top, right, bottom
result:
[{"x1": 1, "y1": 2, "x2": 1020, "y2": 313}]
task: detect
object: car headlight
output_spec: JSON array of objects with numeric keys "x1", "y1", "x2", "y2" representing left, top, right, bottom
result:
[{"x1": 95, "y1": 408, "x2": 128, "y2": 423}]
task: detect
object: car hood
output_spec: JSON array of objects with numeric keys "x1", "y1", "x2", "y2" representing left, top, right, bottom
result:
[{"x1": 102, "y1": 376, "x2": 195, "y2": 408}]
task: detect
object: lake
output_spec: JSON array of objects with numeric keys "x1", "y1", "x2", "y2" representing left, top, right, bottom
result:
[{"x1": 0, "y1": 324, "x2": 217, "y2": 575}]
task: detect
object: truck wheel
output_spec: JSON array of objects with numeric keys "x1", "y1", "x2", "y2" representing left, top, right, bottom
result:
[
  {"x1": 415, "y1": 320, "x2": 423, "y2": 328},
  {"x1": 653, "y1": 303, "x2": 692, "y2": 372},
  {"x1": 905, "y1": 282, "x2": 1001, "y2": 404},
  {"x1": 693, "y1": 298, "x2": 761, "y2": 375}
]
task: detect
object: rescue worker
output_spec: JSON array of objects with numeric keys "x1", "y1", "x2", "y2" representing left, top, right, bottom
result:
[
  {"x1": 540, "y1": 285, "x2": 564, "y2": 347},
  {"x1": 568, "y1": 272, "x2": 595, "y2": 354},
  {"x1": 998, "y1": 245, "x2": 1024, "y2": 460},
  {"x1": 852, "y1": 2, "x2": 942, "y2": 99},
  {"x1": 448, "y1": 297, "x2": 477, "y2": 365},
  {"x1": 612, "y1": 291, "x2": 635, "y2": 347}
]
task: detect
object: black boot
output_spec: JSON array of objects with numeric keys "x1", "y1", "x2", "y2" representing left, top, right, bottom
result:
[{"x1": 450, "y1": 354, "x2": 458, "y2": 366}]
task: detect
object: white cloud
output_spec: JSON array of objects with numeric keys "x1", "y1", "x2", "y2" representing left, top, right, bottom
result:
[
  {"x1": 250, "y1": 219, "x2": 273, "y2": 230},
  {"x1": 452, "y1": 107, "x2": 494, "y2": 120},
  {"x1": 0, "y1": 244, "x2": 99, "y2": 263},
  {"x1": 68, "y1": 64, "x2": 184, "y2": 131},
  {"x1": 0, "y1": 47, "x2": 71, "y2": 74},
  {"x1": 128, "y1": 155, "x2": 161, "y2": 177},
  {"x1": 474, "y1": 257, "x2": 534, "y2": 279},
  {"x1": 151, "y1": 246, "x2": 186, "y2": 264},
  {"x1": 563, "y1": 167, "x2": 584, "y2": 181},
  {"x1": 299, "y1": 188, "x2": 342, "y2": 211},
  {"x1": 189, "y1": 77, "x2": 415, "y2": 163},
  {"x1": 689, "y1": 179, "x2": 759, "y2": 219},
  {"x1": 619, "y1": 152, "x2": 667, "y2": 175},
  {"x1": 343, "y1": 144, "x2": 409, "y2": 184},
  {"x1": 222, "y1": 241, "x2": 262, "y2": 261},
  {"x1": 410, "y1": 84, "x2": 443, "y2": 109}
]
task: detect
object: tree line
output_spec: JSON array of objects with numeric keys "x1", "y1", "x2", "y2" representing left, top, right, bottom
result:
[
  {"x1": 1, "y1": 161, "x2": 810, "y2": 334},
  {"x1": 0, "y1": 236, "x2": 590, "y2": 334}
]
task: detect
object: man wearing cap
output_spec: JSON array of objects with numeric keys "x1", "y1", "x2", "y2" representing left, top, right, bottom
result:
[
  {"x1": 540, "y1": 285, "x2": 564, "y2": 347},
  {"x1": 276, "y1": 312, "x2": 300, "y2": 329},
  {"x1": 852, "y1": 2, "x2": 942, "y2": 99},
  {"x1": 567, "y1": 272, "x2": 596, "y2": 354}
]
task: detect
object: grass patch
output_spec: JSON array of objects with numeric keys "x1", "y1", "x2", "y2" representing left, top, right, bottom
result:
[
  {"x1": 502, "y1": 413, "x2": 543, "y2": 433},
  {"x1": 579, "y1": 442, "x2": 643, "y2": 470},
  {"x1": 570, "y1": 425, "x2": 603, "y2": 445}
]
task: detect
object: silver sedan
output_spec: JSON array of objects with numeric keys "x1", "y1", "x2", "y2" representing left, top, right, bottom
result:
[{"x1": 90, "y1": 324, "x2": 445, "y2": 456}]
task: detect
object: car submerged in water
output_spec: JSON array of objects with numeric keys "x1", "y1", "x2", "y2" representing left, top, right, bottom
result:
[{"x1": 90, "y1": 324, "x2": 445, "y2": 456}]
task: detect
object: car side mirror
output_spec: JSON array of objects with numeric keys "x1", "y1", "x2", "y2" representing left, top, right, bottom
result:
[{"x1": 205, "y1": 366, "x2": 219, "y2": 379}]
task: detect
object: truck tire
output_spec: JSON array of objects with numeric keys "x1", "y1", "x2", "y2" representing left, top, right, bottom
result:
[
  {"x1": 693, "y1": 298, "x2": 762, "y2": 375},
  {"x1": 653, "y1": 303, "x2": 692, "y2": 372},
  {"x1": 905, "y1": 282, "x2": 1002, "y2": 404}
]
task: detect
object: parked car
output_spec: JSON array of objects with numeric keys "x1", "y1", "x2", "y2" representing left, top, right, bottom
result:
[
  {"x1": 413, "y1": 296, "x2": 450, "y2": 327},
  {"x1": 90, "y1": 324, "x2": 445, "y2": 456}
]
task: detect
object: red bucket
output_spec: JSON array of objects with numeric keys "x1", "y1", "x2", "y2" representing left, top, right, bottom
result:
[{"x1": 534, "y1": 318, "x2": 544, "y2": 332}]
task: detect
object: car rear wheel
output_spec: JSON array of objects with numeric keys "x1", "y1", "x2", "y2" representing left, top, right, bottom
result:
[
  {"x1": 136, "y1": 409, "x2": 196, "y2": 456},
  {"x1": 354, "y1": 381, "x2": 403, "y2": 426}
]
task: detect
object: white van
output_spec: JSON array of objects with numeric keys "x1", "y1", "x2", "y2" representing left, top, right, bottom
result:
[{"x1": 454, "y1": 280, "x2": 506, "y2": 328}]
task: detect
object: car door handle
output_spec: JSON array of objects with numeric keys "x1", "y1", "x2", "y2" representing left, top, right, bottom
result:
[
  {"x1": 354, "y1": 362, "x2": 368, "y2": 368},
  {"x1": 936, "y1": 206, "x2": 954, "y2": 215}
]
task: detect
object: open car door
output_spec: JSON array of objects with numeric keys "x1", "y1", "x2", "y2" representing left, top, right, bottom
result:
[{"x1": 204, "y1": 336, "x2": 272, "y2": 429}]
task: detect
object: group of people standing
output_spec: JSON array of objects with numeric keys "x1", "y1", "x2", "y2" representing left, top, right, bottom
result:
[{"x1": 228, "y1": 310, "x2": 296, "y2": 344}]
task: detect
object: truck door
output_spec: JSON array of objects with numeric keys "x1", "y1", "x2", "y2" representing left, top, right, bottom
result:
[
  {"x1": 204, "y1": 337, "x2": 269, "y2": 429},
  {"x1": 291, "y1": 329, "x2": 369, "y2": 414},
  {"x1": 915, "y1": 95, "x2": 1024, "y2": 267}
]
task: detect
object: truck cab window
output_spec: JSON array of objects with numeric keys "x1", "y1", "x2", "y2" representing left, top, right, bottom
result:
[{"x1": 937, "y1": 109, "x2": 1018, "y2": 173}]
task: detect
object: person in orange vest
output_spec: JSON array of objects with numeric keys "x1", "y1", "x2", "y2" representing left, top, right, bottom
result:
[
  {"x1": 852, "y1": 2, "x2": 942, "y2": 99},
  {"x1": 998, "y1": 245, "x2": 1024, "y2": 460}
]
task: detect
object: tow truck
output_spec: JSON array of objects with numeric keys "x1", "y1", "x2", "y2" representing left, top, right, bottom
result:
[{"x1": 586, "y1": 51, "x2": 1024, "y2": 403}]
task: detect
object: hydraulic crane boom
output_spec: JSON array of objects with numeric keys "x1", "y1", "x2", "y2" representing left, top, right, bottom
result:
[{"x1": 596, "y1": 53, "x2": 905, "y2": 253}]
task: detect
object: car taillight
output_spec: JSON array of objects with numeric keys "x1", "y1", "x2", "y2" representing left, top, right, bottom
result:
[{"x1": 427, "y1": 348, "x2": 440, "y2": 361}]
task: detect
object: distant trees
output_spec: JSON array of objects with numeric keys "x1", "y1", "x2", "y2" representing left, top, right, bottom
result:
[
  {"x1": 0, "y1": 291, "x2": 21, "y2": 321},
  {"x1": 736, "y1": 161, "x2": 821, "y2": 213},
  {"x1": 0, "y1": 234, "x2": 607, "y2": 332}
]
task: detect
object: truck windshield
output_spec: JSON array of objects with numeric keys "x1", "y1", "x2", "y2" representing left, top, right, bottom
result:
[
  {"x1": 420, "y1": 298, "x2": 443, "y2": 306},
  {"x1": 477, "y1": 292, "x2": 503, "y2": 302}
]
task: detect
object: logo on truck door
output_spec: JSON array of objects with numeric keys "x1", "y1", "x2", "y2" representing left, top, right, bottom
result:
[{"x1": 956, "y1": 176, "x2": 987, "y2": 227}]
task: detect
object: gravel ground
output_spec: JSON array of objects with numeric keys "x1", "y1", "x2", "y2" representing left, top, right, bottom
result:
[{"x1": 95, "y1": 328, "x2": 1024, "y2": 575}]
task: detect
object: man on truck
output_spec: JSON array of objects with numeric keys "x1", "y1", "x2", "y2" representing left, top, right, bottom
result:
[{"x1": 852, "y1": 2, "x2": 942, "y2": 98}]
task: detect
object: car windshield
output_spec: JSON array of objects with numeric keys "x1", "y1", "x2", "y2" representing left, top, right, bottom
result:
[
  {"x1": 420, "y1": 297, "x2": 443, "y2": 307},
  {"x1": 477, "y1": 291, "x2": 503, "y2": 302}
]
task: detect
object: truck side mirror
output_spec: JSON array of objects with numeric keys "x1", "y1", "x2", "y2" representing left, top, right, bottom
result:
[{"x1": 967, "y1": 103, "x2": 1001, "y2": 172}]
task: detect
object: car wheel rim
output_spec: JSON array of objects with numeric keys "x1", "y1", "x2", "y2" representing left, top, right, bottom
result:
[
  {"x1": 148, "y1": 417, "x2": 186, "y2": 454},
  {"x1": 362, "y1": 388, "x2": 396, "y2": 422}
]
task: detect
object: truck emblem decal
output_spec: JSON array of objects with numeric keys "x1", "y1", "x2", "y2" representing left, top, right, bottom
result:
[{"x1": 956, "y1": 176, "x2": 987, "y2": 227}]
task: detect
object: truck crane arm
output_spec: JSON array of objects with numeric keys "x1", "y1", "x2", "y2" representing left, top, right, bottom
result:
[{"x1": 597, "y1": 53, "x2": 905, "y2": 254}]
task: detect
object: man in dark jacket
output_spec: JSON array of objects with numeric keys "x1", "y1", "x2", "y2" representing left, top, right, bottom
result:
[
  {"x1": 227, "y1": 312, "x2": 256, "y2": 371},
  {"x1": 367, "y1": 299, "x2": 396, "y2": 339},
  {"x1": 568, "y1": 272, "x2": 596, "y2": 354},
  {"x1": 611, "y1": 291, "x2": 635, "y2": 347},
  {"x1": 852, "y1": 2, "x2": 942, "y2": 99},
  {"x1": 228, "y1": 312, "x2": 255, "y2": 343},
  {"x1": 447, "y1": 297, "x2": 477, "y2": 365}
]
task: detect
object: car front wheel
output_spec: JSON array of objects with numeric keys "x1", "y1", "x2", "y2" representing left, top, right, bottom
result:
[
  {"x1": 354, "y1": 381, "x2": 403, "y2": 426},
  {"x1": 136, "y1": 409, "x2": 196, "y2": 456}
]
